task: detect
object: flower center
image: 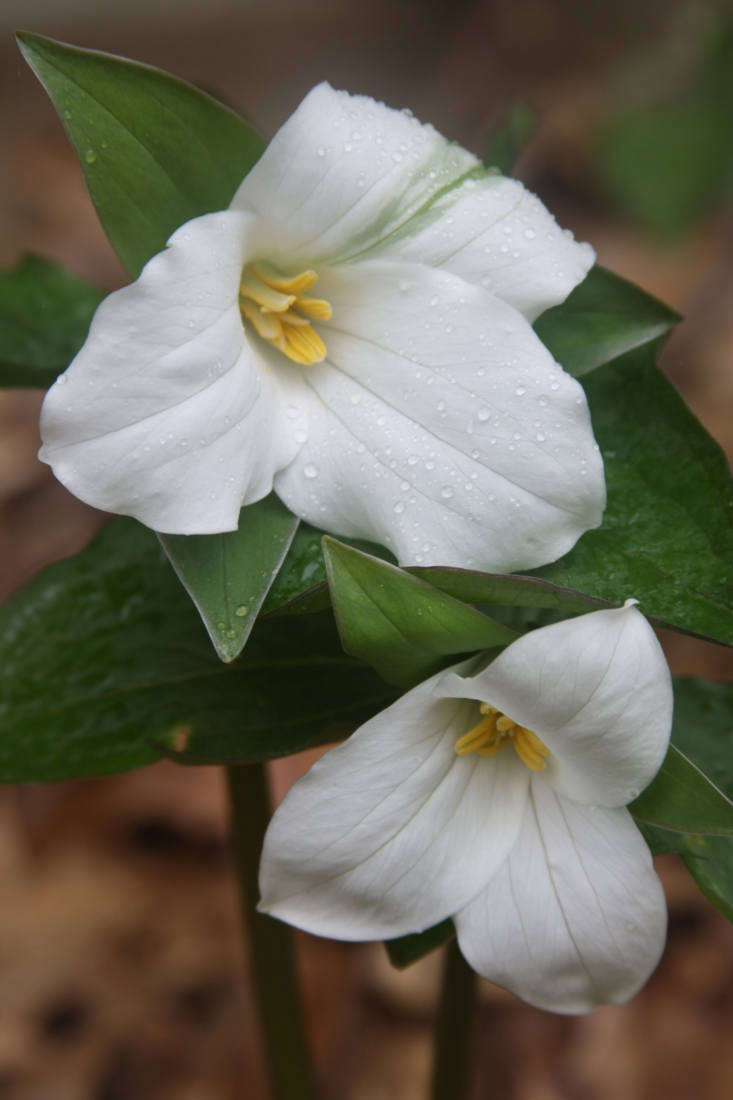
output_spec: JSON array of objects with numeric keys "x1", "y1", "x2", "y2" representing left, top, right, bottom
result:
[
  {"x1": 454, "y1": 703, "x2": 549, "y2": 772},
  {"x1": 238, "y1": 262, "x2": 332, "y2": 365}
]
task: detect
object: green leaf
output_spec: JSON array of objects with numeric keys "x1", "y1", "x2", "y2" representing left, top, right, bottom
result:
[
  {"x1": 323, "y1": 539, "x2": 517, "y2": 687},
  {"x1": 668, "y1": 678, "x2": 733, "y2": 798},
  {"x1": 261, "y1": 525, "x2": 395, "y2": 619},
  {"x1": 159, "y1": 495, "x2": 299, "y2": 663},
  {"x1": 641, "y1": 679, "x2": 733, "y2": 923},
  {"x1": 0, "y1": 255, "x2": 103, "y2": 388},
  {"x1": 0, "y1": 520, "x2": 394, "y2": 781},
  {"x1": 631, "y1": 746, "x2": 733, "y2": 837},
  {"x1": 532, "y1": 345, "x2": 733, "y2": 646},
  {"x1": 534, "y1": 266, "x2": 679, "y2": 379},
  {"x1": 386, "y1": 920, "x2": 455, "y2": 970},
  {"x1": 483, "y1": 102, "x2": 537, "y2": 175},
  {"x1": 411, "y1": 567, "x2": 610, "y2": 616},
  {"x1": 17, "y1": 33, "x2": 265, "y2": 276}
]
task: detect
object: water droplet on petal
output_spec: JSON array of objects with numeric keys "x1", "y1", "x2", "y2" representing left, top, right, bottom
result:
[{"x1": 303, "y1": 464, "x2": 319, "y2": 479}]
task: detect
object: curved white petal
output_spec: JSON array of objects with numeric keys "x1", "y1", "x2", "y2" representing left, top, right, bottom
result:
[
  {"x1": 231, "y1": 82, "x2": 478, "y2": 269},
  {"x1": 259, "y1": 672, "x2": 529, "y2": 941},
  {"x1": 374, "y1": 173, "x2": 594, "y2": 322},
  {"x1": 273, "y1": 260, "x2": 605, "y2": 572},
  {"x1": 442, "y1": 603, "x2": 672, "y2": 807},
  {"x1": 455, "y1": 782, "x2": 667, "y2": 1013},
  {"x1": 39, "y1": 211, "x2": 306, "y2": 534}
]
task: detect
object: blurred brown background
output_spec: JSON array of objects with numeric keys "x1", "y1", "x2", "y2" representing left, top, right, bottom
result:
[{"x1": 0, "y1": 1, "x2": 732, "y2": 1097}]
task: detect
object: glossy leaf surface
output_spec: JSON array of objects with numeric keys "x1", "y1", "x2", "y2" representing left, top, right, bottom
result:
[
  {"x1": 18, "y1": 33, "x2": 264, "y2": 276},
  {"x1": 0, "y1": 255, "x2": 103, "y2": 388},
  {"x1": 0, "y1": 520, "x2": 394, "y2": 781},
  {"x1": 159, "y1": 495, "x2": 299, "y2": 663},
  {"x1": 323, "y1": 539, "x2": 516, "y2": 686}
]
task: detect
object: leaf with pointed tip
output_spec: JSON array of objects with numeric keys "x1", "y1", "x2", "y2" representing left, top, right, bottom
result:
[
  {"x1": 534, "y1": 265, "x2": 679, "y2": 378},
  {"x1": 0, "y1": 255, "x2": 103, "y2": 388},
  {"x1": 323, "y1": 539, "x2": 517, "y2": 687},
  {"x1": 17, "y1": 32, "x2": 264, "y2": 276},
  {"x1": 159, "y1": 495, "x2": 299, "y2": 663},
  {"x1": 0, "y1": 519, "x2": 395, "y2": 781}
]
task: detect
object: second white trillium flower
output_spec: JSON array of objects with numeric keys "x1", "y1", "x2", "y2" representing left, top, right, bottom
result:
[
  {"x1": 259, "y1": 602, "x2": 673, "y2": 1013},
  {"x1": 40, "y1": 83, "x2": 605, "y2": 572}
]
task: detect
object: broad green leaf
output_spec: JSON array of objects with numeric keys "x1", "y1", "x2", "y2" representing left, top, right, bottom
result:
[
  {"x1": 631, "y1": 746, "x2": 733, "y2": 836},
  {"x1": 483, "y1": 102, "x2": 537, "y2": 174},
  {"x1": 667, "y1": 678, "x2": 733, "y2": 798},
  {"x1": 261, "y1": 525, "x2": 394, "y2": 619},
  {"x1": 323, "y1": 539, "x2": 516, "y2": 687},
  {"x1": 642, "y1": 827, "x2": 733, "y2": 924},
  {"x1": 0, "y1": 520, "x2": 394, "y2": 781},
  {"x1": 0, "y1": 255, "x2": 103, "y2": 388},
  {"x1": 532, "y1": 346, "x2": 733, "y2": 646},
  {"x1": 261, "y1": 525, "x2": 336, "y2": 617},
  {"x1": 534, "y1": 265, "x2": 679, "y2": 378},
  {"x1": 159, "y1": 495, "x2": 299, "y2": 663},
  {"x1": 641, "y1": 679, "x2": 733, "y2": 923},
  {"x1": 17, "y1": 33, "x2": 265, "y2": 276},
  {"x1": 386, "y1": 920, "x2": 455, "y2": 970}
]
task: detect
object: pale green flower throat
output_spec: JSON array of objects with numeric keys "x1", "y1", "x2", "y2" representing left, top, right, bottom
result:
[
  {"x1": 455, "y1": 703, "x2": 550, "y2": 772},
  {"x1": 239, "y1": 262, "x2": 332, "y2": 365}
]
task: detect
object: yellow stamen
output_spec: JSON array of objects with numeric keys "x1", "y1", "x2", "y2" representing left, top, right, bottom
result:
[
  {"x1": 455, "y1": 703, "x2": 549, "y2": 772},
  {"x1": 512, "y1": 728, "x2": 548, "y2": 772},
  {"x1": 239, "y1": 261, "x2": 332, "y2": 365},
  {"x1": 455, "y1": 715, "x2": 499, "y2": 756},
  {"x1": 294, "y1": 296, "x2": 333, "y2": 320},
  {"x1": 251, "y1": 262, "x2": 319, "y2": 296}
]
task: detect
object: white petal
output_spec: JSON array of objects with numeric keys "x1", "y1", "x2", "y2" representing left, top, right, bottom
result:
[
  {"x1": 230, "y1": 82, "x2": 478, "y2": 269},
  {"x1": 375, "y1": 173, "x2": 595, "y2": 321},
  {"x1": 259, "y1": 672, "x2": 529, "y2": 941},
  {"x1": 39, "y1": 211, "x2": 305, "y2": 534},
  {"x1": 455, "y1": 781, "x2": 667, "y2": 1013},
  {"x1": 443, "y1": 603, "x2": 672, "y2": 807},
  {"x1": 273, "y1": 260, "x2": 605, "y2": 572}
]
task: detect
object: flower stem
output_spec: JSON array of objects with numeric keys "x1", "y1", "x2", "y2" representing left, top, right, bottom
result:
[
  {"x1": 430, "y1": 938, "x2": 477, "y2": 1100},
  {"x1": 226, "y1": 762, "x2": 318, "y2": 1100}
]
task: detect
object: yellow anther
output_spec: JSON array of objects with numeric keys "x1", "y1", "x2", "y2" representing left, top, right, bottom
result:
[
  {"x1": 251, "y1": 262, "x2": 319, "y2": 296},
  {"x1": 512, "y1": 728, "x2": 548, "y2": 772},
  {"x1": 239, "y1": 262, "x2": 331, "y2": 365},
  {"x1": 294, "y1": 296, "x2": 333, "y2": 320},
  {"x1": 455, "y1": 703, "x2": 549, "y2": 772}
]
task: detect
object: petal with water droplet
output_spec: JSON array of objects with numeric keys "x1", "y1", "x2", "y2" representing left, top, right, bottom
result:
[{"x1": 274, "y1": 260, "x2": 605, "y2": 572}]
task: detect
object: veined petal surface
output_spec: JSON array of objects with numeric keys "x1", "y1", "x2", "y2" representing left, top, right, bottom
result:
[
  {"x1": 259, "y1": 673, "x2": 529, "y2": 941},
  {"x1": 442, "y1": 604, "x2": 672, "y2": 807},
  {"x1": 39, "y1": 211, "x2": 305, "y2": 534},
  {"x1": 455, "y1": 782, "x2": 667, "y2": 1013},
  {"x1": 274, "y1": 260, "x2": 605, "y2": 571},
  {"x1": 373, "y1": 173, "x2": 595, "y2": 322},
  {"x1": 230, "y1": 82, "x2": 479, "y2": 268}
]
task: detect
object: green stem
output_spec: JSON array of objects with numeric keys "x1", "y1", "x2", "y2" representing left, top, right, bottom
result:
[
  {"x1": 430, "y1": 938, "x2": 477, "y2": 1100},
  {"x1": 226, "y1": 762, "x2": 318, "y2": 1100}
]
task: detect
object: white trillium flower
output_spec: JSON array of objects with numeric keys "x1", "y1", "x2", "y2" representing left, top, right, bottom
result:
[
  {"x1": 259, "y1": 601, "x2": 673, "y2": 1013},
  {"x1": 40, "y1": 83, "x2": 605, "y2": 572}
]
